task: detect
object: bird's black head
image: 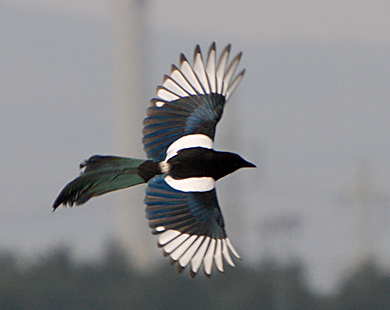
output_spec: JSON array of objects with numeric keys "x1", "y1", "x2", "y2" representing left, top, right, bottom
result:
[{"x1": 214, "y1": 152, "x2": 256, "y2": 180}]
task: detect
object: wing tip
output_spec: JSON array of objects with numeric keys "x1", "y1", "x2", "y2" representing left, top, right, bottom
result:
[
  {"x1": 222, "y1": 43, "x2": 231, "y2": 55},
  {"x1": 179, "y1": 53, "x2": 188, "y2": 64},
  {"x1": 194, "y1": 44, "x2": 201, "y2": 57},
  {"x1": 209, "y1": 42, "x2": 216, "y2": 52},
  {"x1": 190, "y1": 269, "x2": 197, "y2": 278}
]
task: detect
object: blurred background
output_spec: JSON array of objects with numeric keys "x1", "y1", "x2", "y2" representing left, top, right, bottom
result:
[{"x1": 1, "y1": 0, "x2": 390, "y2": 309}]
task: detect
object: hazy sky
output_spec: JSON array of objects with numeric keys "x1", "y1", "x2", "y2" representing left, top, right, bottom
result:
[
  {"x1": 1, "y1": 0, "x2": 390, "y2": 292},
  {"x1": 6, "y1": 0, "x2": 390, "y2": 43}
]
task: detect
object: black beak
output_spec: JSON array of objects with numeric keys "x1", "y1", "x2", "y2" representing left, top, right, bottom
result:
[{"x1": 243, "y1": 160, "x2": 256, "y2": 168}]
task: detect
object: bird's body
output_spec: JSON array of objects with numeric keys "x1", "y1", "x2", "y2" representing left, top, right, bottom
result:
[
  {"x1": 53, "y1": 43, "x2": 255, "y2": 277},
  {"x1": 168, "y1": 147, "x2": 255, "y2": 181}
]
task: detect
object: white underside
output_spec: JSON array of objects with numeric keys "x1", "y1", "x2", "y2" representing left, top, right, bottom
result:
[{"x1": 165, "y1": 175, "x2": 215, "y2": 192}]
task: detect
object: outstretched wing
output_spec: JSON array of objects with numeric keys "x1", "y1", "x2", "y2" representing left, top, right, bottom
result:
[
  {"x1": 145, "y1": 175, "x2": 240, "y2": 277},
  {"x1": 143, "y1": 42, "x2": 245, "y2": 162}
]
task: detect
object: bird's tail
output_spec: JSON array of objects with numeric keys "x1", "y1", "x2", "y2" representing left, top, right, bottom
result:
[{"x1": 52, "y1": 155, "x2": 147, "y2": 211}]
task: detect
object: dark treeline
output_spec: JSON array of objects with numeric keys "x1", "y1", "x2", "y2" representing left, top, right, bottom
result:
[{"x1": 1, "y1": 245, "x2": 390, "y2": 310}]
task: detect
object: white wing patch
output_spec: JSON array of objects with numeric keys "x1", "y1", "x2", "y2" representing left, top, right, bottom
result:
[
  {"x1": 165, "y1": 176, "x2": 215, "y2": 192},
  {"x1": 216, "y1": 45, "x2": 230, "y2": 94},
  {"x1": 158, "y1": 230, "x2": 181, "y2": 245},
  {"x1": 165, "y1": 134, "x2": 213, "y2": 161},
  {"x1": 156, "y1": 86, "x2": 180, "y2": 102},
  {"x1": 179, "y1": 54, "x2": 204, "y2": 94},
  {"x1": 193, "y1": 46, "x2": 210, "y2": 94},
  {"x1": 157, "y1": 229, "x2": 240, "y2": 277},
  {"x1": 178, "y1": 236, "x2": 204, "y2": 268},
  {"x1": 162, "y1": 76, "x2": 189, "y2": 97},
  {"x1": 191, "y1": 237, "x2": 210, "y2": 274},
  {"x1": 206, "y1": 44, "x2": 217, "y2": 93},
  {"x1": 203, "y1": 238, "x2": 216, "y2": 275},
  {"x1": 170, "y1": 65, "x2": 197, "y2": 95},
  {"x1": 155, "y1": 42, "x2": 245, "y2": 106},
  {"x1": 225, "y1": 69, "x2": 245, "y2": 101}
]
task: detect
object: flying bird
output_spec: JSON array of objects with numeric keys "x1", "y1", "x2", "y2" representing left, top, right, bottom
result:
[{"x1": 53, "y1": 43, "x2": 255, "y2": 277}]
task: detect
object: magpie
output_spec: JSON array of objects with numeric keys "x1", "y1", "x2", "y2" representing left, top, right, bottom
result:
[{"x1": 53, "y1": 43, "x2": 256, "y2": 277}]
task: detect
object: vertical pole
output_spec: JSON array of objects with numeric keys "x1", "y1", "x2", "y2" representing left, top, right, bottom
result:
[
  {"x1": 111, "y1": 0, "x2": 157, "y2": 270},
  {"x1": 350, "y1": 159, "x2": 376, "y2": 267}
]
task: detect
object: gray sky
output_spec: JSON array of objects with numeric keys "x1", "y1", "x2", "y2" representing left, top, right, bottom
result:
[{"x1": 1, "y1": 0, "x2": 390, "y2": 292}]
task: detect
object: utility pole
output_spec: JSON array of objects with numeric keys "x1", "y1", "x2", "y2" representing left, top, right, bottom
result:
[
  {"x1": 111, "y1": 0, "x2": 158, "y2": 270},
  {"x1": 259, "y1": 215, "x2": 301, "y2": 310},
  {"x1": 340, "y1": 158, "x2": 388, "y2": 268}
]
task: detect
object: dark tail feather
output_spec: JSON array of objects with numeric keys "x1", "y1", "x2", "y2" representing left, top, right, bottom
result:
[{"x1": 53, "y1": 155, "x2": 147, "y2": 211}]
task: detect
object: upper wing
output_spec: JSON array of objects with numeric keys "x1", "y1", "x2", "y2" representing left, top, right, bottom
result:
[
  {"x1": 142, "y1": 43, "x2": 245, "y2": 162},
  {"x1": 145, "y1": 174, "x2": 240, "y2": 277}
]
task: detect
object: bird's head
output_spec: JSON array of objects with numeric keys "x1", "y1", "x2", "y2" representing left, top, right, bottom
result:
[
  {"x1": 214, "y1": 152, "x2": 256, "y2": 180},
  {"x1": 230, "y1": 153, "x2": 256, "y2": 170}
]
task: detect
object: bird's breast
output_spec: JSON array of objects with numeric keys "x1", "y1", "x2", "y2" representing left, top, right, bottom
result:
[{"x1": 167, "y1": 147, "x2": 218, "y2": 179}]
